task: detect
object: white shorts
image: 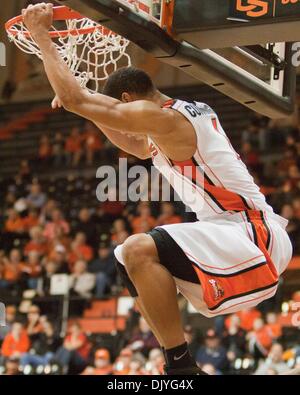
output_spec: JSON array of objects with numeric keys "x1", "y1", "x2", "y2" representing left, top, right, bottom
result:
[{"x1": 114, "y1": 211, "x2": 292, "y2": 317}]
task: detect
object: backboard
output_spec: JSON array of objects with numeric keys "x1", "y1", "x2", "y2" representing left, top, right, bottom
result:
[{"x1": 56, "y1": 0, "x2": 298, "y2": 118}]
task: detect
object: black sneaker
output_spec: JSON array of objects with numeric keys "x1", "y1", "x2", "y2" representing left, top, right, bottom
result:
[{"x1": 164, "y1": 365, "x2": 208, "y2": 375}]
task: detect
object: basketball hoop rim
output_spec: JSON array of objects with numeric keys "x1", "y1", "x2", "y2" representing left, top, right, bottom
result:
[{"x1": 5, "y1": 5, "x2": 105, "y2": 39}]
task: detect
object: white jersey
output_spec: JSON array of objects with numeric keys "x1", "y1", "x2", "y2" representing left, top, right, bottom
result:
[
  {"x1": 115, "y1": 100, "x2": 292, "y2": 317},
  {"x1": 149, "y1": 99, "x2": 277, "y2": 221}
]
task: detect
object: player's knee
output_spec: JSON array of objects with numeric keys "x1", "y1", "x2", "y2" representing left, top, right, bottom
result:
[{"x1": 122, "y1": 233, "x2": 158, "y2": 277}]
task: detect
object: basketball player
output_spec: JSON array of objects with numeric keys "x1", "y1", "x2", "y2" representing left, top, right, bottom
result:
[{"x1": 23, "y1": 3, "x2": 292, "y2": 375}]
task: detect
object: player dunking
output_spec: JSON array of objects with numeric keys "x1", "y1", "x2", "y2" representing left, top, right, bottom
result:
[{"x1": 23, "y1": 3, "x2": 292, "y2": 375}]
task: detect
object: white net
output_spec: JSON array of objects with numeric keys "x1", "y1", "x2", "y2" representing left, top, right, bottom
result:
[{"x1": 7, "y1": 16, "x2": 131, "y2": 93}]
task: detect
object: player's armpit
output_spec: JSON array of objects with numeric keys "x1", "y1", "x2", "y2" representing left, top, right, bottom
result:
[{"x1": 65, "y1": 90, "x2": 176, "y2": 137}]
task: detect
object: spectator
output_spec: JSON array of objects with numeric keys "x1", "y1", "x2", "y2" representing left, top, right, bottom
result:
[
  {"x1": 4, "y1": 209, "x2": 25, "y2": 234},
  {"x1": 41, "y1": 261, "x2": 58, "y2": 295},
  {"x1": 68, "y1": 232, "x2": 93, "y2": 271},
  {"x1": 18, "y1": 159, "x2": 31, "y2": 180},
  {"x1": 74, "y1": 208, "x2": 98, "y2": 248},
  {"x1": 222, "y1": 314, "x2": 247, "y2": 359},
  {"x1": 50, "y1": 245, "x2": 69, "y2": 274},
  {"x1": 54, "y1": 322, "x2": 91, "y2": 374},
  {"x1": 255, "y1": 343, "x2": 289, "y2": 375},
  {"x1": 248, "y1": 318, "x2": 273, "y2": 359},
  {"x1": 0, "y1": 306, "x2": 17, "y2": 341},
  {"x1": 69, "y1": 260, "x2": 96, "y2": 298},
  {"x1": 113, "y1": 348, "x2": 133, "y2": 375},
  {"x1": 131, "y1": 202, "x2": 156, "y2": 234},
  {"x1": 265, "y1": 312, "x2": 282, "y2": 341},
  {"x1": 24, "y1": 226, "x2": 48, "y2": 257},
  {"x1": 0, "y1": 249, "x2": 23, "y2": 290},
  {"x1": 1, "y1": 322, "x2": 30, "y2": 359},
  {"x1": 235, "y1": 308, "x2": 261, "y2": 332},
  {"x1": 128, "y1": 356, "x2": 146, "y2": 375},
  {"x1": 20, "y1": 321, "x2": 61, "y2": 367},
  {"x1": 240, "y1": 142, "x2": 260, "y2": 172},
  {"x1": 21, "y1": 251, "x2": 42, "y2": 289},
  {"x1": 52, "y1": 132, "x2": 65, "y2": 167},
  {"x1": 26, "y1": 183, "x2": 47, "y2": 210},
  {"x1": 83, "y1": 126, "x2": 103, "y2": 166},
  {"x1": 38, "y1": 135, "x2": 52, "y2": 163},
  {"x1": 196, "y1": 329, "x2": 229, "y2": 373},
  {"x1": 23, "y1": 209, "x2": 40, "y2": 231},
  {"x1": 145, "y1": 348, "x2": 164, "y2": 375},
  {"x1": 156, "y1": 202, "x2": 182, "y2": 226},
  {"x1": 128, "y1": 316, "x2": 159, "y2": 357},
  {"x1": 25, "y1": 305, "x2": 43, "y2": 342},
  {"x1": 81, "y1": 348, "x2": 113, "y2": 375},
  {"x1": 43, "y1": 209, "x2": 70, "y2": 241},
  {"x1": 88, "y1": 242, "x2": 116, "y2": 298},
  {"x1": 1, "y1": 357, "x2": 22, "y2": 375},
  {"x1": 65, "y1": 128, "x2": 82, "y2": 167}
]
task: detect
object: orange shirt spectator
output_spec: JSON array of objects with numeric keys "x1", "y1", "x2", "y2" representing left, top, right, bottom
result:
[
  {"x1": 24, "y1": 239, "x2": 48, "y2": 257},
  {"x1": 64, "y1": 323, "x2": 91, "y2": 360},
  {"x1": 38, "y1": 135, "x2": 52, "y2": 159},
  {"x1": 23, "y1": 210, "x2": 40, "y2": 231},
  {"x1": 68, "y1": 246, "x2": 93, "y2": 269},
  {"x1": 83, "y1": 129, "x2": 103, "y2": 151},
  {"x1": 20, "y1": 252, "x2": 42, "y2": 278},
  {"x1": 5, "y1": 209, "x2": 25, "y2": 233},
  {"x1": 229, "y1": 308, "x2": 261, "y2": 331},
  {"x1": 81, "y1": 348, "x2": 113, "y2": 375},
  {"x1": 2, "y1": 249, "x2": 24, "y2": 282},
  {"x1": 254, "y1": 326, "x2": 273, "y2": 351},
  {"x1": 131, "y1": 216, "x2": 156, "y2": 234},
  {"x1": 265, "y1": 312, "x2": 282, "y2": 340},
  {"x1": 1, "y1": 323, "x2": 30, "y2": 358},
  {"x1": 157, "y1": 202, "x2": 182, "y2": 226},
  {"x1": 131, "y1": 203, "x2": 156, "y2": 234},
  {"x1": 65, "y1": 129, "x2": 82, "y2": 153},
  {"x1": 68, "y1": 232, "x2": 93, "y2": 270}
]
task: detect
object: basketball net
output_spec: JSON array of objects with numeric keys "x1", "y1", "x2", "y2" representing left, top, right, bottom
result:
[{"x1": 5, "y1": 7, "x2": 131, "y2": 93}]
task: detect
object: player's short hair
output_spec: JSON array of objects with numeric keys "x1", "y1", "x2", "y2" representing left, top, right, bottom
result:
[{"x1": 103, "y1": 67, "x2": 155, "y2": 100}]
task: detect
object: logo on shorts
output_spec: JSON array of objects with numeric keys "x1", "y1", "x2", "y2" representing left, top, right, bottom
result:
[
  {"x1": 235, "y1": 0, "x2": 269, "y2": 17},
  {"x1": 209, "y1": 279, "x2": 225, "y2": 301}
]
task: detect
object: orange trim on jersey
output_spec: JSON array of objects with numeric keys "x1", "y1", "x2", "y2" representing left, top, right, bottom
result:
[
  {"x1": 211, "y1": 118, "x2": 218, "y2": 132},
  {"x1": 189, "y1": 210, "x2": 278, "y2": 311},
  {"x1": 185, "y1": 251, "x2": 265, "y2": 272},
  {"x1": 162, "y1": 99, "x2": 175, "y2": 109},
  {"x1": 172, "y1": 158, "x2": 251, "y2": 213},
  {"x1": 208, "y1": 288, "x2": 277, "y2": 315}
]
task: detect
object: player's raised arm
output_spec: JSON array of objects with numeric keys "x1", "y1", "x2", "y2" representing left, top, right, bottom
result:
[
  {"x1": 52, "y1": 96, "x2": 150, "y2": 159},
  {"x1": 23, "y1": 3, "x2": 176, "y2": 137}
]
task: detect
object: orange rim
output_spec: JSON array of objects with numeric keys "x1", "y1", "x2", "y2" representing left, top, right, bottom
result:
[{"x1": 5, "y1": 5, "x2": 104, "y2": 39}]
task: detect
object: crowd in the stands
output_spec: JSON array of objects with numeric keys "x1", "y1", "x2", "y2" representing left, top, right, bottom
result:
[{"x1": 0, "y1": 112, "x2": 300, "y2": 375}]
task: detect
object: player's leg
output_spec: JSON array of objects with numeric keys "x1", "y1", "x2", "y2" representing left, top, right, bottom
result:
[
  {"x1": 122, "y1": 233, "x2": 185, "y2": 350},
  {"x1": 135, "y1": 298, "x2": 165, "y2": 347},
  {"x1": 121, "y1": 234, "x2": 204, "y2": 373}
]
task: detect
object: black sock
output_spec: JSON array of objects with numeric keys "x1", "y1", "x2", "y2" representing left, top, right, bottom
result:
[{"x1": 165, "y1": 342, "x2": 196, "y2": 369}]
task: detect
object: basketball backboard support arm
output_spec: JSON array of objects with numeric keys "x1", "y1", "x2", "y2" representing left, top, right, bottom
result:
[{"x1": 56, "y1": 0, "x2": 296, "y2": 119}]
